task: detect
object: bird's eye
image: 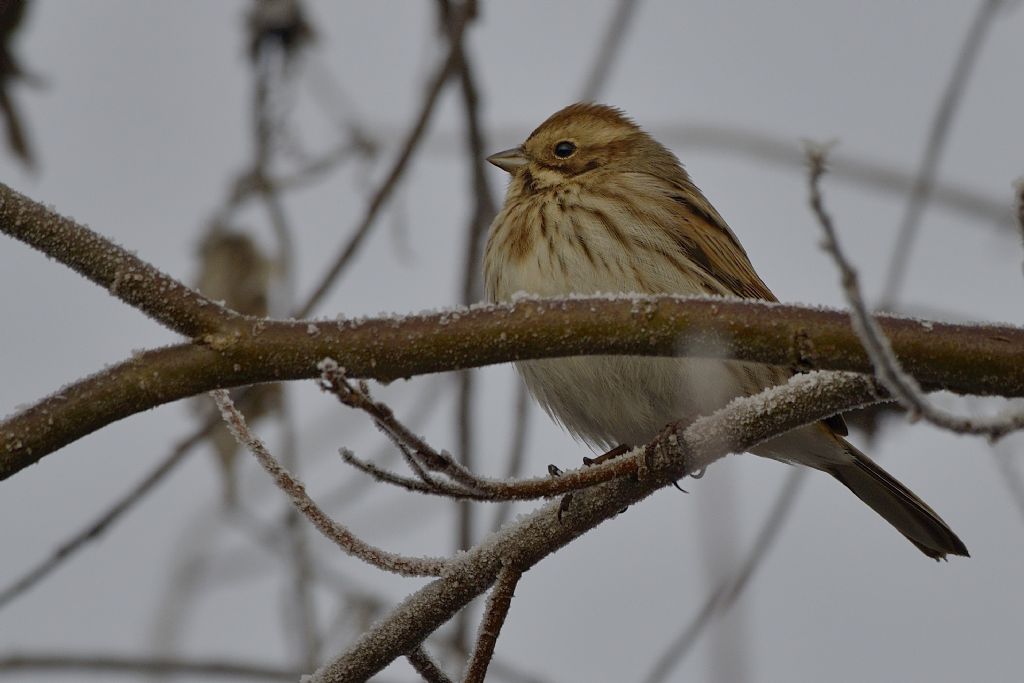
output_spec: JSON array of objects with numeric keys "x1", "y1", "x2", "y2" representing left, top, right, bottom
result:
[{"x1": 553, "y1": 141, "x2": 576, "y2": 158}]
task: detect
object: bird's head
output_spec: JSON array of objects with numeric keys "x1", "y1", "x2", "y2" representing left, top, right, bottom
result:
[{"x1": 486, "y1": 103, "x2": 682, "y2": 190}]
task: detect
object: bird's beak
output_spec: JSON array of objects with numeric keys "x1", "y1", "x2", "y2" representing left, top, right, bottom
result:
[{"x1": 486, "y1": 147, "x2": 528, "y2": 173}]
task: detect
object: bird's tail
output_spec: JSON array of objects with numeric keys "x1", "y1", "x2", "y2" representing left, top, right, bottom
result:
[{"x1": 826, "y1": 442, "x2": 968, "y2": 560}]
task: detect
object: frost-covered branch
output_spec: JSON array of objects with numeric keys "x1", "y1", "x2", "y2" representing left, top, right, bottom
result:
[
  {"x1": 211, "y1": 390, "x2": 447, "y2": 577},
  {"x1": 308, "y1": 371, "x2": 884, "y2": 682},
  {"x1": 808, "y1": 145, "x2": 1024, "y2": 439},
  {"x1": 463, "y1": 564, "x2": 523, "y2": 683},
  {"x1": 4, "y1": 177, "x2": 1024, "y2": 481},
  {"x1": 878, "y1": 0, "x2": 1008, "y2": 306},
  {"x1": 4, "y1": 293, "x2": 1023, "y2": 481},
  {"x1": 406, "y1": 646, "x2": 454, "y2": 683},
  {"x1": 321, "y1": 361, "x2": 693, "y2": 504},
  {"x1": 321, "y1": 361, "x2": 650, "y2": 504},
  {"x1": 0, "y1": 182, "x2": 238, "y2": 337},
  {"x1": 3, "y1": 294, "x2": 1023, "y2": 481}
]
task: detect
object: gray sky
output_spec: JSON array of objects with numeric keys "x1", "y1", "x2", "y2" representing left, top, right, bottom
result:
[{"x1": 2, "y1": 2, "x2": 1023, "y2": 682}]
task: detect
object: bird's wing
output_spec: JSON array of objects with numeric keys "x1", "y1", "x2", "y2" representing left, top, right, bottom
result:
[
  {"x1": 663, "y1": 180, "x2": 777, "y2": 301},
  {"x1": 664, "y1": 178, "x2": 849, "y2": 436}
]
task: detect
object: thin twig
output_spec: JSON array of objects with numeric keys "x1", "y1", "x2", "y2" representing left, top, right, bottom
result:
[
  {"x1": 271, "y1": 137, "x2": 375, "y2": 192},
  {"x1": 491, "y1": 384, "x2": 533, "y2": 532},
  {"x1": 642, "y1": 469, "x2": 805, "y2": 683},
  {"x1": 248, "y1": 22, "x2": 321, "y2": 666},
  {"x1": 278, "y1": 402, "x2": 321, "y2": 670},
  {"x1": 295, "y1": 7, "x2": 473, "y2": 317},
  {"x1": 308, "y1": 371, "x2": 886, "y2": 681},
  {"x1": 0, "y1": 421, "x2": 212, "y2": 611},
  {"x1": 879, "y1": 0, "x2": 1007, "y2": 306},
  {"x1": 668, "y1": 123, "x2": 1013, "y2": 229},
  {"x1": 436, "y1": 634, "x2": 549, "y2": 683},
  {"x1": 6, "y1": 291, "x2": 1024, "y2": 480},
  {"x1": 463, "y1": 565, "x2": 523, "y2": 683},
  {"x1": 433, "y1": 1, "x2": 496, "y2": 651},
  {"x1": 319, "y1": 365, "x2": 488, "y2": 494},
  {"x1": 1015, "y1": 178, "x2": 1024, "y2": 277},
  {"x1": 992, "y1": 442, "x2": 1024, "y2": 526},
  {"x1": 0, "y1": 653, "x2": 299, "y2": 680},
  {"x1": 808, "y1": 144, "x2": 1024, "y2": 439},
  {"x1": 407, "y1": 646, "x2": 455, "y2": 683},
  {"x1": 211, "y1": 389, "x2": 447, "y2": 577},
  {"x1": 319, "y1": 376, "x2": 451, "y2": 510},
  {"x1": 340, "y1": 442, "x2": 640, "y2": 503},
  {"x1": 339, "y1": 449, "x2": 490, "y2": 500},
  {"x1": 579, "y1": 0, "x2": 643, "y2": 101},
  {"x1": 990, "y1": 182, "x2": 1024, "y2": 524},
  {"x1": 323, "y1": 364, "x2": 644, "y2": 502},
  {"x1": 413, "y1": 122, "x2": 1014, "y2": 229},
  {"x1": 444, "y1": 4, "x2": 497, "y2": 308},
  {"x1": 451, "y1": 86, "x2": 490, "y2": 651}
]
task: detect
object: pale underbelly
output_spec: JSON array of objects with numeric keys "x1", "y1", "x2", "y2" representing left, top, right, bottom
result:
[{"x1": 516, "y1": 354, "x2": 758, "y2": 450}]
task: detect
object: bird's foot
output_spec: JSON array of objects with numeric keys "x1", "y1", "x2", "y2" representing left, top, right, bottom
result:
[
  {"x1": 551, "y1": 444, "x2": 634, "y2": 521},
  {"x1": 581, "y1": 443, "x2": 631, "y2": 467},
  {"x1": 645, "y1": 421, "x2": 690, "y2": 492}
]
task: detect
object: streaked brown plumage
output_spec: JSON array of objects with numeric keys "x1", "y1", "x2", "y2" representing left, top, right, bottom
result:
[
  {"x1": 483, "y1": 103, "x2": 967, "y2": 559},
  {"x1": 194, "y1": 231, "x2": 280, "y2": 505}
]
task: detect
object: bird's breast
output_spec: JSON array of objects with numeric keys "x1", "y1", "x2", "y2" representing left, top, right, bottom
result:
[{"x1": 484, "y1": 183, "x2": 715, "y2": 303}]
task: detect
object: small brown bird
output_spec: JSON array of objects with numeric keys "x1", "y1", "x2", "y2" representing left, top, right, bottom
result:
[
  {"x1": 194, "y1": 230, "x2": 281, "y2": 506},
  {"x1": 483, "y1": 103, "x2": 967, "y2": 559}
]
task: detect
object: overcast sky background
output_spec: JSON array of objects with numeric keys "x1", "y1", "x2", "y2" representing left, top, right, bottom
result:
[{"x1": 2, "y1": 2, "x2": 1024, "y2": 682}]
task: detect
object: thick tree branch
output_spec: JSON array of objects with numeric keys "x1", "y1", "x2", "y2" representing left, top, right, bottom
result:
[
  {"x1": 3, "y1": 181, "x2": 1024, "y2": 480},
  {"x1": 2, "y1": 295, "x2": 1023, "y2": 480},
  {"x1": 0, "y1": 183, "x2": 237, "y2": 337}
]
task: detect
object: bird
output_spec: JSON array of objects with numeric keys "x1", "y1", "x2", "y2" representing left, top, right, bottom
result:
[{"x1": 482, "y1": 102, "x2": 967, "y2": 560}]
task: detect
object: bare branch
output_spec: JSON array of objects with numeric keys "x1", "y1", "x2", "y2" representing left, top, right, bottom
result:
[
  {"x1": 0, "y1": 652, "x2": 299, "y2": 680},
  {"x1": 463, "y1": 565, "x2": 523, "y2": 683},
  {"x1": 3, "y1": 182, "x2": 1023, "y2": 477},
  {"x1": 879, "y1": 0, "x2": 1008, "y2": 305},
  {"x1": 4, "y1": 289, "x2": 1024, "y2": 480},
  {"x1": 339, "y1": 448, "x2": 491, "y2": 501},
  {"x1": 322, "y1": 363, "x2": 665, "y2": 503},
  {"x1": 0, "y1": 423, "x2": 208, "y2": 611},
  {"x1": 211, "y1": 390, "x2": 447, "y2": 577},
  {"x1": 491, "y1": 385, "x2": 532, "y2": 532},
  {"x1": 295, "y1": 6, "x2": 473, "y2": 318},
  {"x1": 579, "y1": 0, "x2": 643, "y2": 101},
  {"x1": 340, "y1": 443, "x2": 645, "y2": 503},
  {"x1": 992, "y1": 441, "x2": 1024, "y2": 526},
  {"x1": 436, "y1": 122, "x2": 1015, "y2": 229},
  {"x1": 808, "y1": 144, "x2": 1024, "y2": 439},
  {"x1": 308, "y1": 371, "x2": 886, "y2": 681},
  {"x1": 642, "y1": 469, "x2": 805, "y2": 683},
  {"x1": 407, "y1": 646, "x2": 455, "y2": 683},
  {"x1": 0, "y1": 182, "x2": 237, "y2": 336},
  {"x1": 1015, "y1": 178, "x2": 1024, "y2": 277},
  {"x1": 437, "y1": 6, "x2": 498, "y2": 653}
]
